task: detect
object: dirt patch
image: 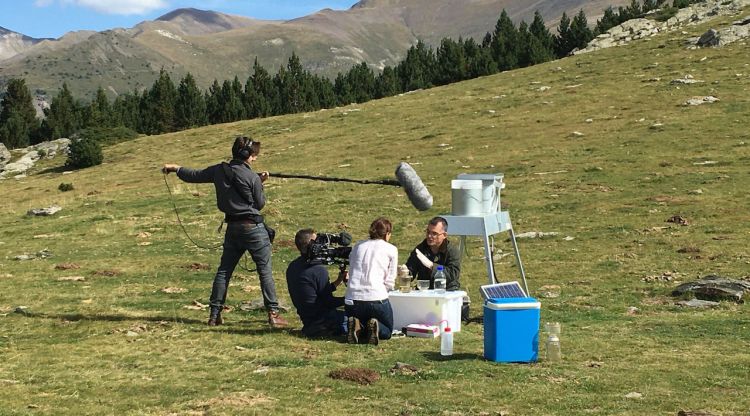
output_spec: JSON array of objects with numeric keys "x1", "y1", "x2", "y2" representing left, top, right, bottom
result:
[
  {"x1": 194, "y1": 391, "x2": 276, "y2": 408},
  {"x1": 187, "y1": 262, "x2": 209, "y2": 271},
  {"x1": 647, "y1": 195, "x2": 686, "y2": 204},
  {"x1": 329, "y1": 368, "x2": 380, "y2": 385},
  {"x1": 666, "y1": 215, "x2": 689, "y2": 226},
  {"x1": 93, "y1": 270, "x2": 120, "y2": 277},
  {"x1": 677, "y1": 247, "x2": 701, "y2": 253}
]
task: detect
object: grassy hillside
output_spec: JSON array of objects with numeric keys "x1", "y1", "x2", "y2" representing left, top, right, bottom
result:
[{"x1": 1, "y1": 10, "x2": 749, "y2": 416}]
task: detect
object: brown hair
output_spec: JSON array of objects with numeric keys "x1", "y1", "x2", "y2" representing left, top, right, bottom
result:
[
  {"x1": 428, "y1": 216, "x2": 448, "y2": 232},
  {"x1": 294, "y1": 228, "x2": 316, "y2": 254},
  {"x1": 232, "y1": 136, "x2": 261, "y2": 159},
  {"x1": 368, "y1": 217, "x2": 392, "y2": 240}
]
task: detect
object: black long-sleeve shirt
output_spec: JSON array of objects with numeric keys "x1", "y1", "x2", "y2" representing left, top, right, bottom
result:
[
  {"x1": 405, "y1": 238, "x2": 462, "y2": 291},
  {"x1": 177, "y1": 159, "x2": 265, "y2": 220},
  {"x1": 286, "y1": 257, "x2": 344, "y2": 335}
]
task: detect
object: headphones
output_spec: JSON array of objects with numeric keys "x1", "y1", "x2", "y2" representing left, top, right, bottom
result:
[{"x1": 236, "y1": 136, "x2": 254, "y2": 160}]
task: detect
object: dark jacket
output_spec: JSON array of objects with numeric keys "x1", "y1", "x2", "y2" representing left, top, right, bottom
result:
[
  {"x1": 406, "y1": 238, "x2": 461, "y2": 291},
  {"x1": 286, "y1": 257, "x2": 345, "y2": 336},
  {"x1": 177, "y1": 159, "x2": 265, "y2": 221}
]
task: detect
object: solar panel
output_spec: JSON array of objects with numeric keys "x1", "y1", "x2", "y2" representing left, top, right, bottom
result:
[{"x1": 480, "y1": 281, "x2": 527, "y2": 300}]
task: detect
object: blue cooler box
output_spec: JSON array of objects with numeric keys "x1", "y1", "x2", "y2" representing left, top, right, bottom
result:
[{"x1": 484, "y1": 297, "x2": 540, "y2": 363}]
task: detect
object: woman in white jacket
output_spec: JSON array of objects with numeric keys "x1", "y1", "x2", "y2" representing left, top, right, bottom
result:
[{"x1": 345, "y1": 217, "x2": 397, "y2": 345}]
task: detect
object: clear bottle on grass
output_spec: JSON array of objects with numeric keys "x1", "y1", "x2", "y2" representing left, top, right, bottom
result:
[{"x1": 440, "y1": 326, "x2": 453, "y2": 356}]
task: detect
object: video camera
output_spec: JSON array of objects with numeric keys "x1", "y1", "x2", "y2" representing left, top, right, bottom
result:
[{"x1": 306, "y1": 231, "x2": 353, "y2": 267}]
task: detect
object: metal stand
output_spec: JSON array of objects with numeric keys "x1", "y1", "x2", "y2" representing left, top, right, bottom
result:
[{"x1": 442, "y1": 211, "x2": 529, "y2": 295}]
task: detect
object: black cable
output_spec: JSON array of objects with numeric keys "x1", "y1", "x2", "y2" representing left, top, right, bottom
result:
[
  {"x1": 162, "y1": 173, "x2": 259, "y2": 273},
  {"x1": 163, "y1": 173, "x2": 223, "y2": 250}
]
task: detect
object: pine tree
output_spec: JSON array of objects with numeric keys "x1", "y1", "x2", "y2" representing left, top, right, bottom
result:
[
  {"x1": 554, "y1": 12, "x2": 572, "y2": 57},
  {"x1": 0, "y1": 78, "x2": 38, "y2": 149},
  {"x1": 85, "y1": 86, "x2": 113, "y2": 128},
  {"x1": 374, "y1": 66, "x2": 399, "y2": 99},
  {"x1": 642, "y1": 0, "x2": 659, "y2": 13},
  {"x1": 516, "y1": 21, "x2": 532, "y2": 68},
  {"x1": 396, "y1": 41, "x2": 436, "y2": 91},
  {"x1": 334, "y1": 72, "x2": 354, "y2": 105},
  {"x1": 42, "y1": 83, "x2": 80, "y2": 140},
  {"x1": 276, "y1": 53, "x2": 307, "y2": 114},
  {"x1": 436, "y1": 37, "x2": 468, "y2": 85},
  {"x1": 595, "y1": 7, "x2": 620, "y2": 35},
  {"x1": 570, "y1": 9, "x2": 594, "y2": 52},
  {"x1": 464, "y1": 38, "x2": 497, "y2": 78},
  {"x1": 218, "y1": 77, "x2": 245, "y2": 122},
  {"x1": 143, "y1": 69, "x2": 177, "y2": 134},
  {"x1": 529, "y1": 11, "x2": 555, "y2": 62},
  {"x1": 175, "y1": 73, "x2": 207, "y2": 129},
  {"x1": 311, "y1": 75, "x2": 336, "y2": 109},
  {"x1": 244, "y1": 58, "x2": 275, "y2": 118},
  {"x1": 112, "y1": 91, "x2": 140, "y2": 131},
  {"x1": 205, "y1": 80, "x2": 222, "y2": 124},
  {"x1": 346, "y1": 62, "x2": 376, "y2": 103},
  {"x1": 490, "y1": 10, "x2": 520, "y2": 71}
]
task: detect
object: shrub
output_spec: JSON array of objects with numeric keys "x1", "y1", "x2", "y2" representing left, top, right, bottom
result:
[
  {"x1": 58, "y1": 183, "x2": 74, "y2": 192},
  {"x1": 653, "y1": 6, "x2": 679, "y2": 21},
  {"x1": 66, "y1": 138, "x2": 102, "y2": 169}
]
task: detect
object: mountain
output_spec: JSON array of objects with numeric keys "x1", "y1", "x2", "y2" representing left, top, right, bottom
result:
[
  {"x1": 0, "y1": 0, "x2": 631, "y2": 100},
  {"x1": 152, "y1": 8, "x2": 264, "y2": 35},
  {"x1": 0, "y1": 26, "x2": 49, "y2": 62}
]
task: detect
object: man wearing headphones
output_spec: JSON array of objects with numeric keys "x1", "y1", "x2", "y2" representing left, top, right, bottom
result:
[{"x1": 162, "y1": 136, "x2": 288, "y2": 328}]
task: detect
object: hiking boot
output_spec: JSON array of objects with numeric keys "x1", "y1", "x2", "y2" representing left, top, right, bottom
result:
[
  {"x1": 207, "y1": 307, "x2": 222, "y2": 326},
  {"x1": 366, "y1": 318, "x2": 379, "y2": 346},
  {"x1": 267, "y1": 310, "x2": 288, "y2": 328},
  {"x1": 347, "y1": 317, "x2": 362, "y2": 344}
]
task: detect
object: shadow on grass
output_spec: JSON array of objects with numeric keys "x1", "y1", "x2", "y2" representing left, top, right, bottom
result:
[
  {"x1": 15, "y1": 310, "x2": 205, "y2": 325},
  {"x1": 35, "y1": 165, "x2": 72, "y2": 176},
  {"x1": 421, "y1": 351, "x2": 483, "y2": 361}
]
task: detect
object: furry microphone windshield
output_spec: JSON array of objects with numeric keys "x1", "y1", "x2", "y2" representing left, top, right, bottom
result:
[{"x1": 395, "y1": 162, "x2": 433, "y2": 211}]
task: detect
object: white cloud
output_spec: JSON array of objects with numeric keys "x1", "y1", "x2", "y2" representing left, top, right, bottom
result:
[
  {"x1": 36, "y1": 0, "x2": 170, "y2": 15},
  {"x1": 76, "y1": 0, "x2": 169, "y2": 15}
]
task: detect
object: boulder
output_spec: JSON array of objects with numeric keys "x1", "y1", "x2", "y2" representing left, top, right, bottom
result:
[
  {"x1": 697, "y1": 28, "x2": 720, "y2": 46},
  {"x1": 0, "y1": 143, "x2": 10, "y2": 169},
  {"x1": 672, "y1": 275, "x2": 750, "y2": 302},
  {"x1": 27, "y1": 205, "x2": 62, "y2": 216}
]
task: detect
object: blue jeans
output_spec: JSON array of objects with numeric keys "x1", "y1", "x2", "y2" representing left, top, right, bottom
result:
[
  {"x1": 302, "y1": 309, "x2": 347, "y2": 338},
  {"x1": 345, "y1": 299, "x2": 393, "y2": 340},
  {"x1": 210, "y1": 222, "x2": 279, "y2": 311}
]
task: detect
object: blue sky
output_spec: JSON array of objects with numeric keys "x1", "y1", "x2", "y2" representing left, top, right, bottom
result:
[{"x1": 2, "y1": 0, "x2": 359, "y2": 39}]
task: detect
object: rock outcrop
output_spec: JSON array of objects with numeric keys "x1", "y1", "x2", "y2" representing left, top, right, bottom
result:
[
  {"x1": 575, "y1": 0, "x2": 750, "y2": 55},
  {"x1": 0, "y1": 138, "x2": 70, "y2": 179}
]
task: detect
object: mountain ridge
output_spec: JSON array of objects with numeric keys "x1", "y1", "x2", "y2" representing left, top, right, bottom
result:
[{"x1": 0, "y1": 0, "x2": 630, "y2": 100}]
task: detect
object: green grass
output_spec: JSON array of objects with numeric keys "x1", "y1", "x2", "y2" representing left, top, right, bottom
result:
[{"x1": 2, "y1": 12, "x2": 750, "y2": 416}]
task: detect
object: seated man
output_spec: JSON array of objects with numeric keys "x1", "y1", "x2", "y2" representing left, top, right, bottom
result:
[
  {"x1": 286, "y1": 228, "x2": 348, "y2": 338},
  {"x1": 406, "y1": 216, "x2": 470, "y2": 320},
  {"x1": 406, "y1": 217, "x2": 461, "y2": 290}
]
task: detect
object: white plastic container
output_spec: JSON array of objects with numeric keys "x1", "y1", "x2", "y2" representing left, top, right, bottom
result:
[
  {"x1": 451, "y1": 179, "x2": 484, "y2": 216},
  {"x1": 389, "y1": 290, "x2": 466, "y2": 332},
  {"x1": 456, "y1": 173, "x2": 504, "y2": 215}
]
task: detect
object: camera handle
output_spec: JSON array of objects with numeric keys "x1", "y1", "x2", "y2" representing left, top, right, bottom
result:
[{"x1": 338, "y1": 263, "x2": 348, "y2": 287}]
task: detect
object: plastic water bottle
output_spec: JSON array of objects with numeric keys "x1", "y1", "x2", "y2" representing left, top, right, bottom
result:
[
  {"x1": 545, "y1": 334, "x2": 562, "y2": 362},
  {"x1": 440, "y1": 326, "x2": 453, "y2": 356},
  {"x1": 434, "y1": 265, "x2": 447, "y2": 293}
]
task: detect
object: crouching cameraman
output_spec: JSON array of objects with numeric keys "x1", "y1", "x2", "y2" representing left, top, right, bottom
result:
[{"x1": 286, "y1": 229, "x2": 348, "y2": 338}]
